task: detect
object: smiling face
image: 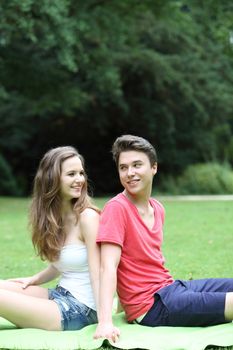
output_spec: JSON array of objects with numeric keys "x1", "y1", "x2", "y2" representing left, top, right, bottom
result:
[
  {"x1": 60, "y1": 156, "x2": 86, "y2": 201},
  {"x1": 118, "y1": 150, "x2": 157, "y2": 199}
]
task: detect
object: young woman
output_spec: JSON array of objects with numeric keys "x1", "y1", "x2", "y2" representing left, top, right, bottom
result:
[{"x1": 0, "y1": 146, "x2": 100, "y2": 331}]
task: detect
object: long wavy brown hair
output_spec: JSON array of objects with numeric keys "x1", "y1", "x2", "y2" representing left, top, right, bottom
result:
[{"x1": 30, "y1": 146, "x2": 98, "y2": 262}]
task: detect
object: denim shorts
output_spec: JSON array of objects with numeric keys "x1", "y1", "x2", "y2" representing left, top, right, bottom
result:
[
  {"x1": 48, "y1": 286, "x2": 97, "y2": 331},
  {"x1": 139, "y1": 278, "x2": 233, "y2": 327}
]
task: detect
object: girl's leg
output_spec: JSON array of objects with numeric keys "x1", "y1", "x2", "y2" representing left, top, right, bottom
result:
[
  {"x1": 0, "y1": 279, "x2": 48, "y2": 298},
  {"x1": 0, "y1": 289, "x2": 61, "y2": 330}
]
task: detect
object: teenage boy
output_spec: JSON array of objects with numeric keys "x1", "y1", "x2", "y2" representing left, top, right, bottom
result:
[{"x1": 94, "y1": 135, "x2": 233, "y2": 342}]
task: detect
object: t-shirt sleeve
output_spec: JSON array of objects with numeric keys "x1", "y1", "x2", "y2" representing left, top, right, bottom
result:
[
  {"x1": 160, "y1": 202, "x2": 165, "y2": 225},
  {"x1": 96, "y1": 200, "x2": 126, "y2": 247},
  {"x1": 152, "y1": 198, "x2": 165, "y2": 225}
]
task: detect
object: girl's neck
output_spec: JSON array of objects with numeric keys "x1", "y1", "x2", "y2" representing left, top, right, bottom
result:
[{"x1": 61, "y1": 200, "x2": 73, "y2": 217}]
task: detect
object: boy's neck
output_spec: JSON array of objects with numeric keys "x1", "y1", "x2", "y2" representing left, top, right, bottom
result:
[
  {"x1": 123, "y1": 190, "x2": 154, "y2": 228},
  {"x1": 123, "y1": 190, "x2": 150, "y2": 207}
]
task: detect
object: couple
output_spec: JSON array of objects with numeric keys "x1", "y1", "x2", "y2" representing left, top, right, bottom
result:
[{"x1": 1, "y1": 135, "x2": 233, "y2": 342}]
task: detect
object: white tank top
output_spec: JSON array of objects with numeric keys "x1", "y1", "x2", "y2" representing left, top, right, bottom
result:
[{"x1": 52, "y1": 244, "x2": 96, "y2": 310}]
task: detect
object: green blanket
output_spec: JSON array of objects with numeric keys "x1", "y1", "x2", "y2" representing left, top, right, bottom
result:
[{"x1": 1, "y1": 313, "x2": 233, "y2": 350}]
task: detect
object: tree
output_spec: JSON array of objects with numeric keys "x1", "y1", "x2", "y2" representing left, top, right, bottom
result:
[{"x1": 0, "y1": 0, "x2": 232, "y2": 195}]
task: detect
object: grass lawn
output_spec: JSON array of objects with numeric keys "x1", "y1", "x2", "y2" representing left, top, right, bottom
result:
[{"x1": 0, "y1": 196, "x2": 233, "y2": 350}]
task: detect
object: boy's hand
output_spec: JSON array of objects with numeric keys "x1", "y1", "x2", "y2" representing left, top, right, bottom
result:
[{"x1": 94, "y1": 322, "x2": 120, "y2": 342}]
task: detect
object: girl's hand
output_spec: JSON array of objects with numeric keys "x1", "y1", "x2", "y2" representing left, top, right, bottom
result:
[{"x1": 7, "y1": 276, "x2": 36, "y2": 289}]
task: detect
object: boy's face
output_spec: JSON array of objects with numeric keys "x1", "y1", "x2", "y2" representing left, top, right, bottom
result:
[{"x1": 118, "y1": 150, "x2": 157, "y2": 197}]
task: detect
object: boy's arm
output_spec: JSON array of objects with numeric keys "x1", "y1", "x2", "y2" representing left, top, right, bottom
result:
[{"x1": 94, "y1": 243, "x2": 121, "y2": 342}]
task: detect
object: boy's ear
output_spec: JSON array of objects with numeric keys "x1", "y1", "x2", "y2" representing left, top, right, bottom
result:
[{"x1": 152, "y1": 162, "x2": 157, "y2": 175}]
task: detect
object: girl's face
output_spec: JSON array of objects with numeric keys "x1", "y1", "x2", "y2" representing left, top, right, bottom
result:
[{"x1": 60, "y1": 156, "x2": 86, "y2": 201}]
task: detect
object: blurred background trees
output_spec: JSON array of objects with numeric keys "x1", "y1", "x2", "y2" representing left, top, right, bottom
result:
[{"x1": 0, "y1": 0, "x2": 233, "y2": 196}]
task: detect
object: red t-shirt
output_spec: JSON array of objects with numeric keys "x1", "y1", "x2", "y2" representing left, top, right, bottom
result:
[{"x1": 97, "y1": 193, "x2": 174, "y2": 321}]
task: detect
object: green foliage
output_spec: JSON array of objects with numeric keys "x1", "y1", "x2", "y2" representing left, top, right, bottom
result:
[
  {"x1": 0, "y1": 154, "x2": 21, "y2": 196},
  {"x1": 0, "y1": 0, "x2": 233, "y2": 195},
  {"x1": 156, "y1": 175, "x2": 180, "y2": 195},
  {"x1": 177, "y1": 163, "x2": 233, "y2": 194}
]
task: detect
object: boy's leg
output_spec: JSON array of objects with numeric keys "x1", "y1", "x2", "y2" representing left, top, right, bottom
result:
[
  {"x1": 141, "y1": 278, "x2": 233, "y2": 327},
  {"x1": 182, "y1": 278, "x2": 233, "y2": 322},
  {"x1": 165, "y1": 279, "x2": 233, "y2": 326},
  {"x1": 225, "y1": 292, "x2": 233, "y2": 321},
  {"x1": 182, "y1": 278, "x2": 233, "y2": 293}
]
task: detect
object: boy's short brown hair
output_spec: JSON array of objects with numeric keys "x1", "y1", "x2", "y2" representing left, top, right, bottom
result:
[{"x1": 112, "y1": 135, "x2": 157, "y2": 166}]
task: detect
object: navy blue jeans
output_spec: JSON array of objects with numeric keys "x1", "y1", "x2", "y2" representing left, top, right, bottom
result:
[{"x1": 140, "y1": 279, "x2": 233, "y2": 327}]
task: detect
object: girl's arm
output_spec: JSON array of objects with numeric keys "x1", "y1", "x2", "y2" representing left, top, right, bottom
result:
[
  {"x1": 80, "y1": 208, "x2": 100, "y2": 316},
  {"x1": 8, "y1": 264, "x2": 60, "y2": 289}
]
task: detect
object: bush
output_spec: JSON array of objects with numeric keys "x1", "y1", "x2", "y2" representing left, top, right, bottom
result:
[
  {"x1": 0, "y1": 154, "x2": 21, "y2": 196},
  {"x1": 156, "y1": 175, "x2": 181, "y2": 195},
  {"x1": 177, "y1": 162, "x2": 233, "y2": 195}
]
